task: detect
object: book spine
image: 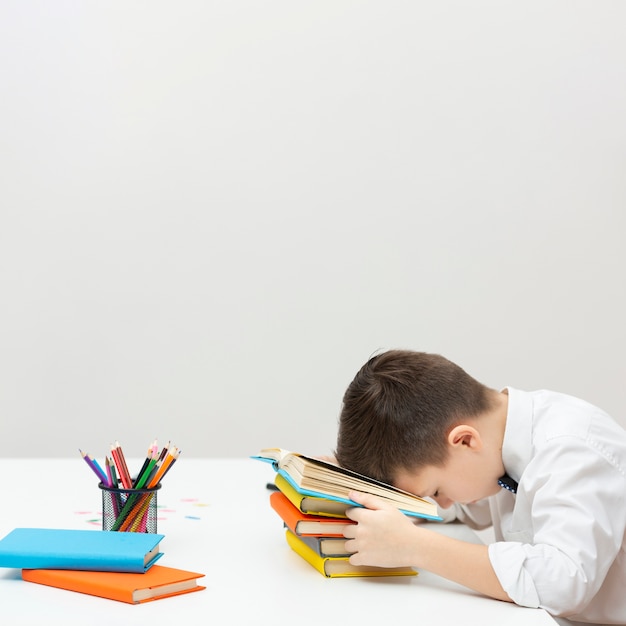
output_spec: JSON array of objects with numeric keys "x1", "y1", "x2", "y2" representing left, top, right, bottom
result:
[
  {"x1": 284, "y1": 529, "x2": 329, "y2": 577},
  {"x1": 0, "y1": 555, "x2": 147, "y2": 573},
  {"x1": 296, "y1": 535, "x2": 350, "y2": 558}
]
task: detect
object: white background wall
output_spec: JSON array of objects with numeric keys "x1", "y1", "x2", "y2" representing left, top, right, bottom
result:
[{"x1": 1, "y1": 1, "x2": 624, "y2": 460}]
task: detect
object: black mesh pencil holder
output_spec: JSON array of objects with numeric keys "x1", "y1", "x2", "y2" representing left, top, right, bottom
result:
[{"x1": 99, "y1": 482, "x2": 161, "y2": 533}]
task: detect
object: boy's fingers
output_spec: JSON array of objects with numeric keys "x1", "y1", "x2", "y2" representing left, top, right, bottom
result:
[{"x1": 348, "y1": 490, "x2": 387, "y2": 510}]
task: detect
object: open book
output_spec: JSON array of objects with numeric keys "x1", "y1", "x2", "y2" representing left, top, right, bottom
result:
[{"x1": 253, "y1": 447, "x2": 441, "y2": 521}]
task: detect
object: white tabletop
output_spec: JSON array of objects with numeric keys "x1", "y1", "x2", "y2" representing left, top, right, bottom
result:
[{"x1": 0, "y1": 458, "x2": 557, "y2": 625}]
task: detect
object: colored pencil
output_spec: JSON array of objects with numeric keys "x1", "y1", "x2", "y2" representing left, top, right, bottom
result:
[
  {"x1": 79, "y1": 449, "x2": 109, "y2": 485},
  {"x1": 159, "y1": 447, "x2": 180, "y2": 482},
  {"x1": 105, "y1": 456, "x2": 114, "y2": 487},
  {"x1": 158, "y1": 440, "x2": 170, "y2": 462},
  {"x1": 81, "y1": 439, "x2": 180, "y2": 532},
  {"x1": 134, "y1": 448, "x2": 159, "y2": 490},
  {"x1": 147, "y1": 447, "x2": 179, "y2": 488},
  {"x1": 115, "y1": 440, "x2": 133, "y2": 489},
  {"x1": 111, "y1": 442, "x2": 132, "y2": 489},
  {"x1": 108, "y1": 456, "x2": 119, "y2": 488},
  {"x1": 133, "y1": 439, "x2": 158, "y2": 488}
]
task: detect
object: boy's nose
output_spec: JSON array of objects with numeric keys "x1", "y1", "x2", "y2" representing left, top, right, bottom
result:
[{"x1": 434, "y1": 495, "x2": 454, "y2": 509}]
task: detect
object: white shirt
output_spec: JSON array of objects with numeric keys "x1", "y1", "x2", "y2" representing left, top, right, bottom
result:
[{"x1": 445, "y1": 388, "x2": 626, "y2": 624}]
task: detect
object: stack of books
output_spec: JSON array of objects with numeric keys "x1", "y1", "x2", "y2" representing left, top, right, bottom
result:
[
  {"x1": 0, "y1": 528, "x2": 205, "y2": 604},
  {"x1": 254, "y1": 448, "x2": 442, "y2": 578}
]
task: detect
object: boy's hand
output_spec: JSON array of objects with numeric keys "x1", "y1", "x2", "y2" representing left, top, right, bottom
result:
[
  {"x1": 343, "y1": 490, "x2": 422, "y2": 568},
  {"x1": 344, "y1": 491, "x2": 510, "y2": 603}
]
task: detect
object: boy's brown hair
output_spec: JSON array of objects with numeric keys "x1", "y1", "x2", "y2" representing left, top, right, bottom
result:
[{"x1": 335, "y1": 349, "x2": 495, "y2": 484}]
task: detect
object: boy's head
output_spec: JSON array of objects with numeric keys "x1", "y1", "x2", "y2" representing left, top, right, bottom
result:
[{"x1": 335, "y1": 349, "x2": 498, "y2": 486}]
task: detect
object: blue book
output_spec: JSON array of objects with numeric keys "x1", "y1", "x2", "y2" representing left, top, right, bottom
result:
[{"x1": 0, "y1": 528, "x2": 164, "y2": 573}]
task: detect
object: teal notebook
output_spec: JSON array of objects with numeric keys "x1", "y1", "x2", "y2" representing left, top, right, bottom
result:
[{"x1": 0, "y1": 528, "x2": 164, "y2": 572}]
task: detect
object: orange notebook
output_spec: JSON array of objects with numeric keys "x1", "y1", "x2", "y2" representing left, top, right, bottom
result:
[
  {"x1": 22, "y1": 564, "x2": 206, "y2": 604},
  {"x1": 269, "y1": 491, "x2": 356, "y2": 537}
]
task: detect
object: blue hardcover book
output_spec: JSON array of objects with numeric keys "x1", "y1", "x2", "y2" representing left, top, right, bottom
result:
[{"x1": 0, "y1": 528, "x2": 164, "y2": 572}]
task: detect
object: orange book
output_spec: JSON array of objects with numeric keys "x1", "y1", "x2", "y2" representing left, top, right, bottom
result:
[
  {"x1": 22, "y1": 564, "x2": 205, "y2": 604},
  {"x1": 269, "y1": 490, "x2": 356, "y2": 537}
]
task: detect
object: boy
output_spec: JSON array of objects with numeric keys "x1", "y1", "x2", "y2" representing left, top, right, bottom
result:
[{"x1": 335, "y1": 349, "x2": 626, "y2": 625}]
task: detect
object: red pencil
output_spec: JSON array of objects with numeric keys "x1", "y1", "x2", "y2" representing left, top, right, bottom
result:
[{"x1": 110, "y1": 442, "x2": 132, "y2": 489}]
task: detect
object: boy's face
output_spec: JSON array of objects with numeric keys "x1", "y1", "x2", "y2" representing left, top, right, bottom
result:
[{"x1": 393, "y1": 432, "x2": 504, "y2": 509}]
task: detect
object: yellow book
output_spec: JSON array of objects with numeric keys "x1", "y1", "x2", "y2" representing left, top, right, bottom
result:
[
  {"x1": 274, "y1": 473, "x2": 350, "y2": 518},
  {"x1": 284, "y1": 529, "x2": 417, "y2": 578}
]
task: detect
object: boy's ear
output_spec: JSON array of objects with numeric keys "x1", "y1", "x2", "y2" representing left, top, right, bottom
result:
[{"x1": 447, "y1": 425, "x2": 482, "y2": 451}]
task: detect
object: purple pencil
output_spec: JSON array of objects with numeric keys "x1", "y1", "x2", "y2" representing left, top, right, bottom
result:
[{"x1": 79, "y1": 449, "x2": 109, "y2": 485}]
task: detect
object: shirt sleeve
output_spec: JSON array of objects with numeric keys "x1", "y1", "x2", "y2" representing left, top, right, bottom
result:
[{"x1": 488, "y1": 436, "x2": 626, "y2": 616}]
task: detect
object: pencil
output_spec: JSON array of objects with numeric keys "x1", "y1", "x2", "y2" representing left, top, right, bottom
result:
[
  {"x1": 133, "y1": 439, "x2": 157, "y2": 488},
  {"x1": 108, "y1": 456, "x2": 119, "y2": 488},
  {"x1": 111, "y1": 488, "x2": 144, "y2": 531},
  {"x1": 134, "y1": 448, "x2": 159, "y2": 489},
  {"x1": 104, "y1": 439, "x2": 179, "y2": 531},
  {"x1": 103, "y1": 457, "x2": 120, "y2": 518},
  {"x1": 110, "y1": 446, "x2": 125, "y2": 487},
  {"x1": 158, "y1": 440, "x2": 170, "y2": 461},
  {"x1": 105, "y1": 456, "x2": 113, "y2": 487},
  {"x1": 90, "y1": 454, "x2": 110, "y2": 487},
  {"x1": 147, "y1": 446, "x2": 179, "y2": 488},
  {"x1": 127, "y1": 494, "x2": 153, "y2": 532},
  {"x1": 159, "y1": 447, "x2": 180, "y2": 481},
  {"x1": 111, "y1": 442, "x2": 132, "y2": 489},
  {"x1": 79, "y1": 449, "x2": 109, "y2": 485},
  {"x1": 115, "y1": 440, "x2": 133, "y2": 488}
]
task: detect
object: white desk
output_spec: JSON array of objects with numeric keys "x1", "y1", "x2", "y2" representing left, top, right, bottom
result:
[{"x1": 0, "y1": 458, "x2": 557, "y2": 625}]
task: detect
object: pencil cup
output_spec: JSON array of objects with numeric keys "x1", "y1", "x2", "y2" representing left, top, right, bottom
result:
[{"x1": 99, "y1": 482, "x2": 161, "y2": 533}]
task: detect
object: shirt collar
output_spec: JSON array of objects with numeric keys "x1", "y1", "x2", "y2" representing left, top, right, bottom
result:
[{"x1": 501, "y1": 387, "x2": 533, "y2": 484}]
